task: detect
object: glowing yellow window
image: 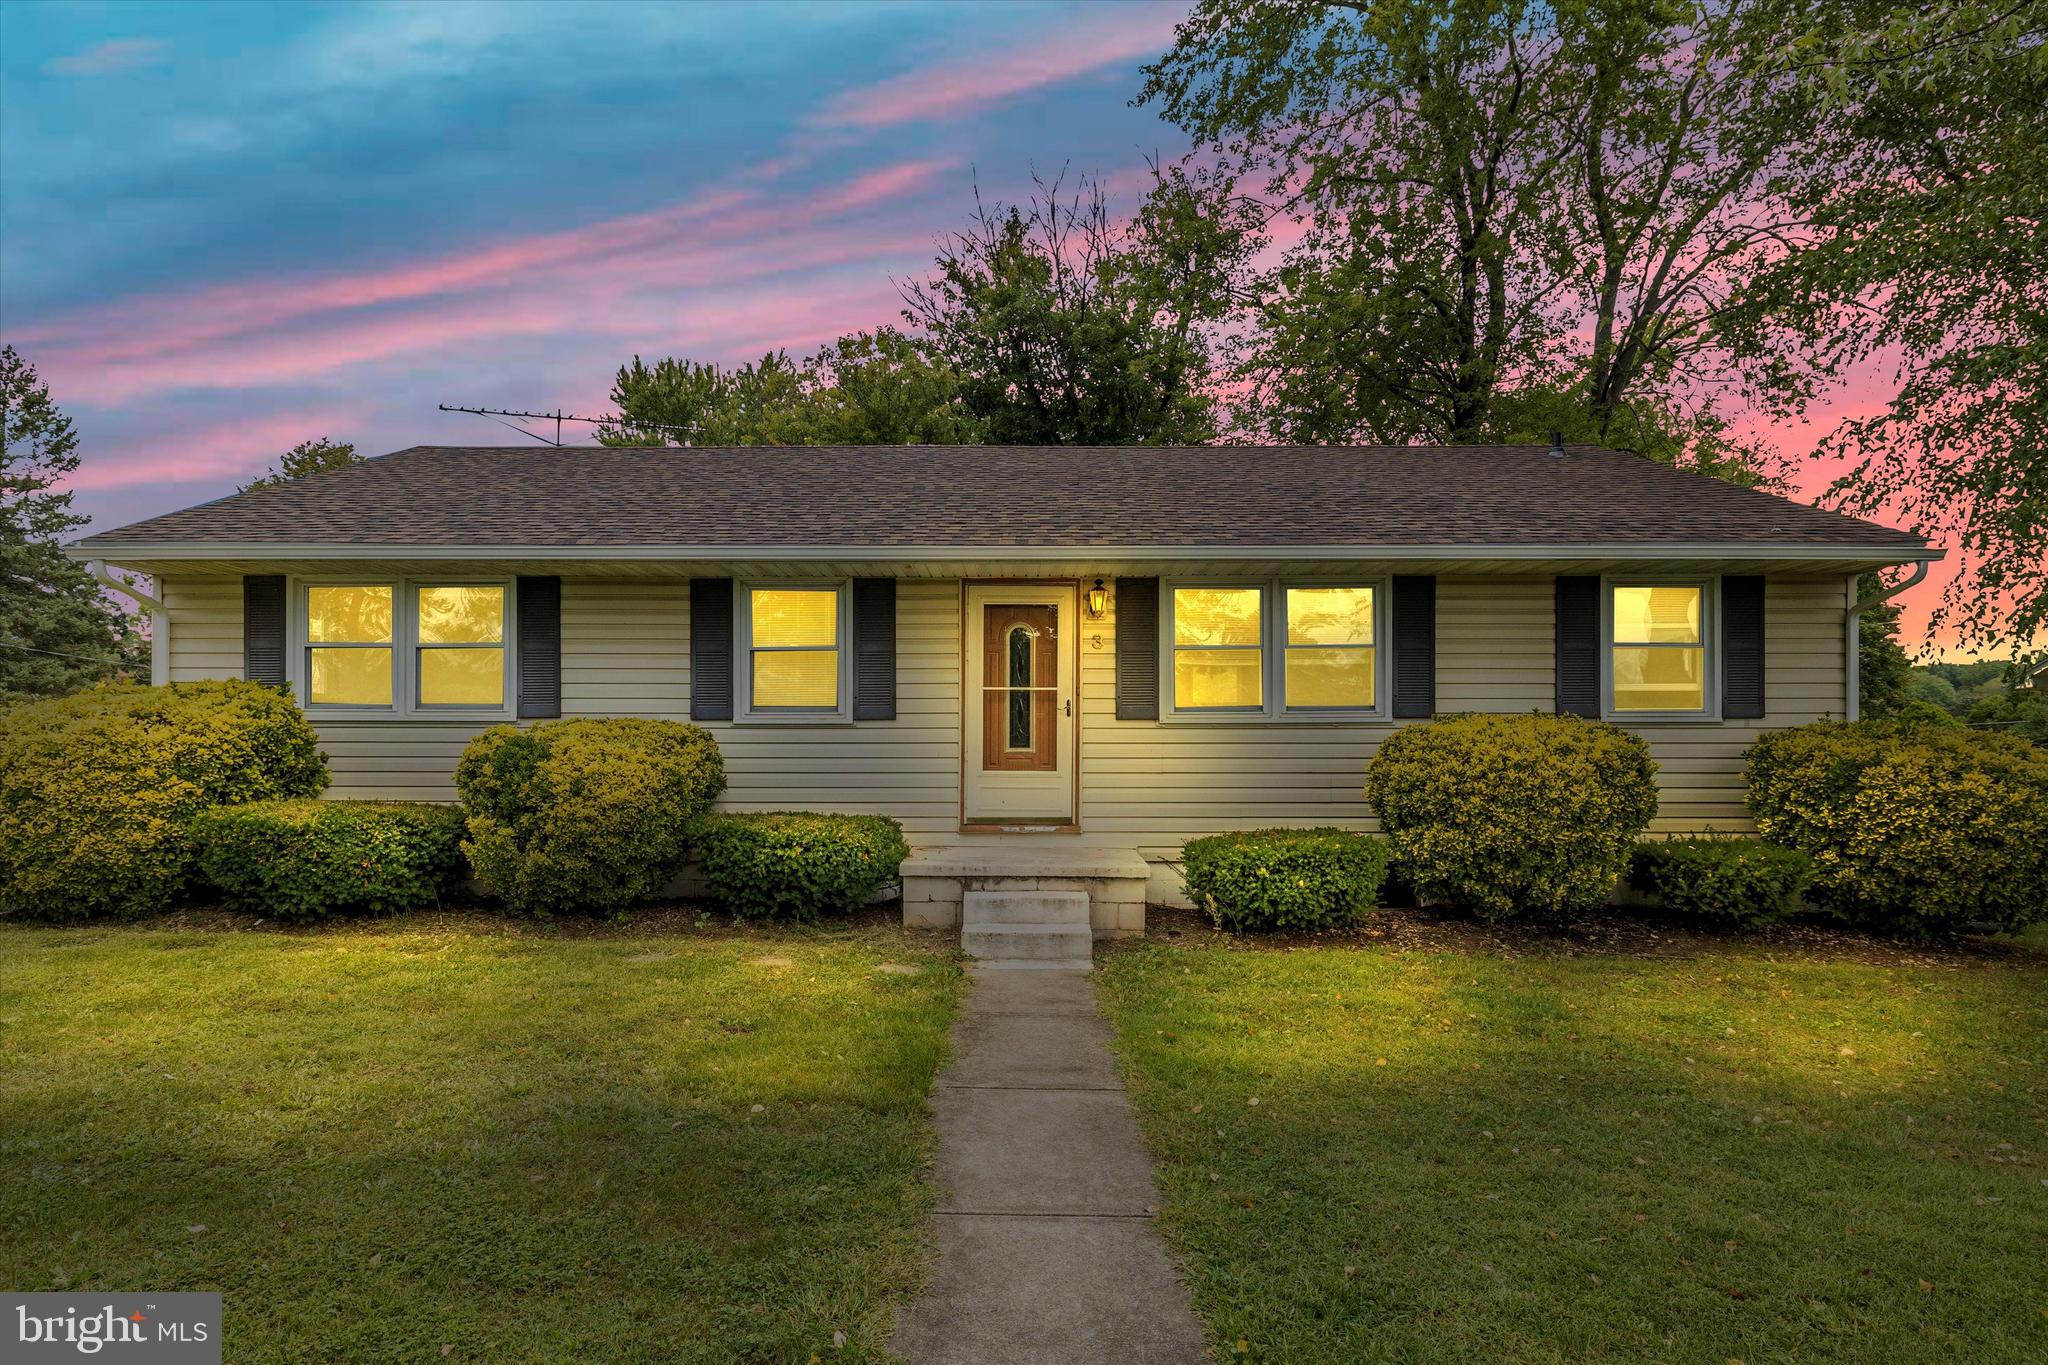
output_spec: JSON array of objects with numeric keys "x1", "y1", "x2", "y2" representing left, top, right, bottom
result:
[
  {"x1": 750, "y1": 587, "x2": 840, "y2": 709},
  {"x1": 416, "y1": 585, "x2": 505, "y2": 706},
  {"x1": 1172, "y1": 587, "x2": 1263, "y2": 709},
  {"x1": 1284, "y1": 586, "x2": 1375, "y2": 708},
  {"x1": 305, "y1": 585, "x2": 393, "y2": 706},
  {"x1": 1611, "y1": 584, "x2": 1706, "y2": 712}
]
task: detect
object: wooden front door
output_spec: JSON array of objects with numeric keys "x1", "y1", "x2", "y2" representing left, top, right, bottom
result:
[
  {"x1": 982, "y1": 605, "x2": 1058, "y2": 772},
  {"x1": 962, "y1": 583, "x2": 1076, "y2": 826}
]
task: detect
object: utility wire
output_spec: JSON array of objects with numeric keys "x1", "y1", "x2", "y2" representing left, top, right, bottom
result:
[{"x1": 0, "y1": 639, "x2": 128, "y2": 664}]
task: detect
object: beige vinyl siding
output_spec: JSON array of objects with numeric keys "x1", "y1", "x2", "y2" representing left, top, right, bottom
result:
[
  {"x1": 158, "y1": 575, "x2": 495, "y2": 801},
  {"x1": 159, "y1": 569, "x2": 1851, "y2": 876},
  {"x1": 160, "y1": 577, "x2": 243, "y2": 681},
  {"x1": 559, "y1": 579, "x2": 962, "y2": 839},
  {"x1": 1630, "y1": 574, "x2": 1852, "y2": 832},
  {"x1": 1080, "y1": 576, "x2": 1852, "y2": 889}
]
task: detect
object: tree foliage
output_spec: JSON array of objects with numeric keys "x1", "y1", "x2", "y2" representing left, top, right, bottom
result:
[
  {"x1": 1854, "y1": 571, "x2": 1916, "y2": 718},
  {"x1": 1, "y1": 345, "x2": 144, "y2": 704},
  {"x1": 605, "y1": 329, "x2": 978, "y2": 447},
  {"x1": 1141, "y1": 0, "x2": 1817, "y2": 484},
  {"x1": 606, "y1": 172, "x2": 1251, "y2": 448},
  {"x1": 1756, "y1": 0, "x2": 2048, "y2": 651},
  {"x1": 900, "y1": 172, "x2": 1251, "y2": 444},
  {"x1": 240, "y1": 437, "x2": 362, "y2": 492}
]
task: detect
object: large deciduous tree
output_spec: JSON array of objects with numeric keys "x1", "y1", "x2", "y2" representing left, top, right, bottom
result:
[
  {"x1": 605, "y1": 330, "x2": 980, "y2": 447},
  {"x1": 1, "y1": 345, "x2": 145, "y2": 703},
  {"x1": 1757, "y1": 0, "x2": 2048, "y2": 653},
  {"x1": 606, "y1": 171, "x2": 1250, "y2": 449},
  {"x1": 901, "y1": 172, "x2": 1250, "y2": 445},
  {"x1": 1140, "y1": 0, "x2": 1824, "y2": 475}
]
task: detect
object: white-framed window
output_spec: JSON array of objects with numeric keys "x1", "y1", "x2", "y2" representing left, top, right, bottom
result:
[
  {"x1": 413, "y1": 584, "x2": 509, "y2": 709},
  {"x1": 1161, "y1": 578, "x2": 1386, "y2": 721},
  {"x1": 737, "y1": 580, "x2": 852, "y2": 721},
  {"x1": 295, "y1": 578, "x2": 514, "y2": 716},
  {"x1": 1603, "y1": 578, "x2": 1715, "y2": 719},
  {"x1": 1168, "y1": 583, "x2": 1266, "y2": 713}
]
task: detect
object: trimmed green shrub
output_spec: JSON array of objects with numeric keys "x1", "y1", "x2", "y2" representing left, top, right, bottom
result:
[
  {"x1": 699, "y1": 812, "x2": 910, "y2": 921},
  {"x1": 454, "y1": 717, "x2": 725, "y2": 916},
  {"x1": 1746, "y1": 719, "x2": 2048, "y2": 936},
  {"x1": 1180, "y1": 827, "x2": 1389, "y2": 932},
  {"x1": 193, "y1": 799, "x2": 466, "y2": 923},
  {"x1": 1366, "y1": 712, "x2": 1660, "y2": 920},
  {"x1": 1628, "y1": 837, "x2": 1815, "y2": 929},
  {"x1": 0, "y1": 680, "x2": 328, "y2": 921}
]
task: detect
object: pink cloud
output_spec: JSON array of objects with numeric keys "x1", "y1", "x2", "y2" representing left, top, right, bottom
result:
[
  {"x1": 23, "y1": 157, "x2": 960, "y2": 404},
  {"x1": 49, "y1": 294, "x2": 577, "y2": 404},
  {"x1": 23, "y1": 157, "x2": 956, "y2": 370},
  {"x1": 58, "y1": 405, "x2": 363, "y2": 491},
  {"x1": 813, "y1": 5, "x2": 1182, "y2": 129}
]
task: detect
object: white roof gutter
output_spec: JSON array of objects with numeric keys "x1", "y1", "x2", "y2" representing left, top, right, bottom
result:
[
  {"x1": 86, "y1": 560, "x2": 164, "y2": 613},
  {"x1": 1848, "y1": 559, "x2": 1931, "y2": 617},
  {"x1": 87, "y1": 560, "x2": 168, "y2": 686},
  {"x1": 65, "y1": 541, "x2": 1943, "y2": 565}
]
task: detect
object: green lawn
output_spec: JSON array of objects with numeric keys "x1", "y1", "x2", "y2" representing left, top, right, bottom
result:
[
  {"x1": 1, "y1": 913, "x2": 962, "y2": 1363},
  {"x1": 1098, "y1": 923, "x2": 2048, "y2": 1363}
]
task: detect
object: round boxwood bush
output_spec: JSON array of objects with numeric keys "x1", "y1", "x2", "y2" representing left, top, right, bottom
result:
[
  {"x1": 193, "y1": 799, "x2": 467, "y2": 923},
  {"x1": 1628, "y1": 837, "x2": 1815, "y2": 929},
  {"x1": 1180, "y1": 827, "x2": 1389, "y2": 932},
  {"x1": 454, "y1": 717, "x2": 726, "y2": 916},
  {"x1": 1746, "y1": 719, "x2": 2048, "y2": 936},
  {"x1": 0, "y1": 679, "x2": 328, "y2": 921},
  {"x1": 1366, "y1": 712, "x2": 1660, "y2": 920},
  {"x1": 699, "y1": 811, "x2": 910, "y2": 921}
]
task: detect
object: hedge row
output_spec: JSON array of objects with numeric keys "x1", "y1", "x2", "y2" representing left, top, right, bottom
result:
[
  {"x1": 1185, "y1": 712, "x2": 2044, "y2": 938},
  {"x1": 193, "y1": 799, "x2": 467, "y2": 923},
  {"x1": 0, "y1": 680, "x2": 328, "y2": 920},
  {"x1": 7, "y1": 683, "x2": 2039, "y2": 939},
  {"x1": 0, "y1": 687, "x2": 912, "y2": 925}
]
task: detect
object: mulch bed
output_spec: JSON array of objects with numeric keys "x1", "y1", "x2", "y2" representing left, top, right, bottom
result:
[{"x1": 1128, "y1": 902, "x2": 2048, "y2": 970}]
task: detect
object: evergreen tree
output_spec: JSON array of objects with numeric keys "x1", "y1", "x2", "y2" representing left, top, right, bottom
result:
[
  {"x1": 240, "y1": 437, "x2": 361, "y2": 492},
  {"x1": 1, "y1": 345, "x2": 144, "y2": 703}
]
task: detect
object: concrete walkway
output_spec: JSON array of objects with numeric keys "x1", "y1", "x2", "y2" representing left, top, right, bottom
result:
[{"x1": 890, "y1": 966, "x2": 1208, "y2": 1364}]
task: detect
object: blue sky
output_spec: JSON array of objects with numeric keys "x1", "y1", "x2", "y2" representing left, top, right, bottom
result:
[{"x1": 1, "y1": 0, "x2": 1190, "y2": 531}]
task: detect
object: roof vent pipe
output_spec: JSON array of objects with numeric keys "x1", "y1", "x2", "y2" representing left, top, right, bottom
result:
[{"x1": 1549, "y1": 430, "x2": 1565, "y2": 458}]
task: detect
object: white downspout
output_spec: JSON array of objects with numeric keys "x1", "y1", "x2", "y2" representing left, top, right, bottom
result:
[
  {"x1": 88, "y1": 560, "x2": 168, "y2": 686},
  {"x1": 1845, "y1": 560, "x2": 1932, "y2": 721}
]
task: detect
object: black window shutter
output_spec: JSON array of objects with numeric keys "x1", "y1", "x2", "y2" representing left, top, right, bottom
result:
[
  {"x1": 516, "y1": 576, "x2": 561, "y2": 718},
  {"x1": 243, "y1": 575, "x2": 287, "y2": 687},
  {"x1": 1721, "y1": 575, "x2": 1766, "y2": 719},
  {"x1": 1115, "y1": 577, "x2": 1160, "y2": 720},
  {"x1": 1555, "y1": 575, "x2": 1601, "y2": 717},
  {"x1": 1390, "y1": 575, "x2": 1437, "y2": 718},
  {"x1": 689, "y1": 577, "x2": 735, "y2": 721},
  {"x1": 851, "y1": 577, "x2": 896, "y2": 721}
]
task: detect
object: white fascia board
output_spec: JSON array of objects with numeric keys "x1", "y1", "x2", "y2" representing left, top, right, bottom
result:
[{"x1": 65, "y1": 541, "x2": 1943, "y2": 564}]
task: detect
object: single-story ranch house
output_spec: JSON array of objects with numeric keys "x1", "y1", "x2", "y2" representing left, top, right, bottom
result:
[{"x1": 71, "y1": 442, "x2": 1934, "y2": 951}]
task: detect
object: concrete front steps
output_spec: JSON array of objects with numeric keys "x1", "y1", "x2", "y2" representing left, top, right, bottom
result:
[
  {"x1": 900, "y1": 846, "x2": 1152, "y2": 965},
  {"x1": 961, "y1": 891, "x2": 1093, "y2": 969}
]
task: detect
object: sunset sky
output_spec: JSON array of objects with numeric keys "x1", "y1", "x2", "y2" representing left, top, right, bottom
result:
[{"x1": 0, "y1": 0, "x2": 1968, "y2": 650}]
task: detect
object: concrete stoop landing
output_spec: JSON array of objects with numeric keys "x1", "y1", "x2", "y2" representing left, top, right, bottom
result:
[
  {"x1": 889, "y1": 967, "x2": 1207, "y2": 1365},
  {"x1": 901, "y1": 847, "x2": 1151, "y2": 964}
]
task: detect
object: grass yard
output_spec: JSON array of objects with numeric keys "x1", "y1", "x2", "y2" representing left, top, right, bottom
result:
[
  {"x1": 0, "y1": 912, "x2": 962, "y2": 1363},
  {"x1": 1098, "y1": 918, "x2": 2048, "y2": 1363}
]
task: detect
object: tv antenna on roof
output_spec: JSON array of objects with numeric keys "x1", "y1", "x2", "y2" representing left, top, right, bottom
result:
[{"x1": 436, "y1": 403, "x2": 696, "y2": 446}]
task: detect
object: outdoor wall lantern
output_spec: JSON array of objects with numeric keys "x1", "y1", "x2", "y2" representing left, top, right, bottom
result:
[{"x1": 1087, "y1": 578, "x2": 1109, "y2": 619}]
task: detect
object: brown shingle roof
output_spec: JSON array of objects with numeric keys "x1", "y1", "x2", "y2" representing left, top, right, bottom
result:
[{"x1": 73, "y1": 443, "x2": 1928, "y2": 552}]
